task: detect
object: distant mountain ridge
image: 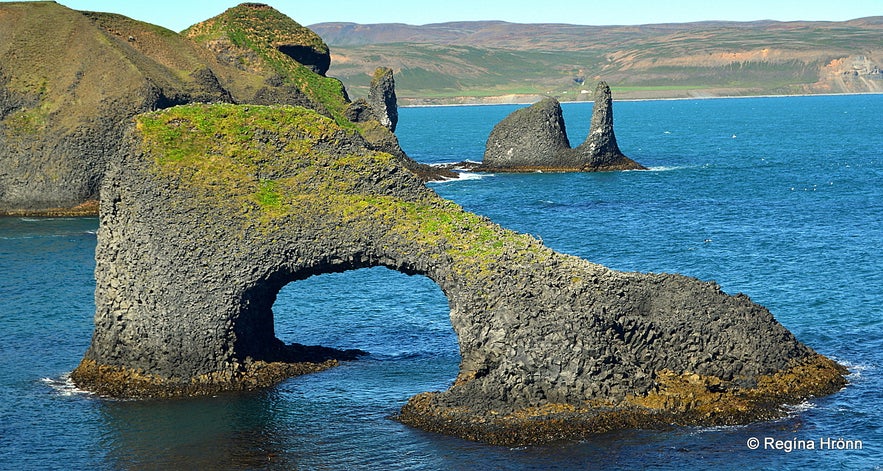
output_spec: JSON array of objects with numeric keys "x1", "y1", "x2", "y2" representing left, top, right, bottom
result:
[{"x1": 310, "y1": 17, "x2": 883, "y2": 103}]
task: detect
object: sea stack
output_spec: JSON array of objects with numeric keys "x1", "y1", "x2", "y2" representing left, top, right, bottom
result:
[
  {"x1": 368, "y1": 66, "x2": 398, "y2": 131},
  {"x1": 481, "y1": 97, "x2": 572, "y2": 169},
  {"x1": 575, "y1": 81, "x2": 638, "y2": 169},
  {"x1": 480, "y1": 81, "x2": 645, "y2": 172}
]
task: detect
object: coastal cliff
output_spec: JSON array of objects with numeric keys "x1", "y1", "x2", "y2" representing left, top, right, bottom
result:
[
  {"x1": 0, "y1": 2, "x2": 446, "y2": 215},
  {"x1": 0, "y1": 2, "x2": 231, "y2": 213},
  {"x1": 72, "y1": 102, "x2": 845, "y2": 445}
]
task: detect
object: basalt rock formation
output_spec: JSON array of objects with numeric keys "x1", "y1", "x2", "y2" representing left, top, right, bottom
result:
[
  {"x1": 367, "y1": 67, "x2": 398, "y2": 131},
  {"x1": 480, "y1": 82, "x2": 645, "y2": 172},
  {"x1": 0, "y1": 2, "x2": 448, "y2": 215},
  {"x1": 347, "y1": 66, "x2": 399, "y2": 132},
  {"x1": 72, "y1": 102, "x2": 846, "y2": 446},
  {"x1": 0, "y1": 2, "x2": 232, "y2": 212},
  {"x1": 480, "y1": 96, "x2": 572, "y2": 169}
]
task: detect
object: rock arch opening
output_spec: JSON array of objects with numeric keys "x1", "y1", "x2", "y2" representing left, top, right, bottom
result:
[
  {"x1": 272, "y1": 267, "x2": 456, "y2": 360},
  {"x1": 230, "y1": 262, "x2": 460, "y2": 377}
]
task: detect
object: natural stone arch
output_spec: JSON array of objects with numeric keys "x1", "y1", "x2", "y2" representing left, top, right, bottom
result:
[
  {"x1": 269, "y1": 266, "x2": 454, "y2": 357},
  {"x1": 233, "y1": 252, "x2": 456, "y2": 366},
  {"x1": 72, "y1": 103, "x2": 845, "y2": 445}
]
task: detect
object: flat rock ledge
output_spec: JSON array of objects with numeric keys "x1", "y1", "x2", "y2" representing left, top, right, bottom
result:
[
  {"x1": 399, "y1": 353, "x2": 845, "y2": 446},
  {"x1": 71, "y1": 103, "x2": 845, "y2": 446}
]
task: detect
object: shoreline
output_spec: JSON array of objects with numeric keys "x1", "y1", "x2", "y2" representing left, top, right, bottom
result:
[{"x1": 400, "y1": 91, "x2": 883, "y2": 108}]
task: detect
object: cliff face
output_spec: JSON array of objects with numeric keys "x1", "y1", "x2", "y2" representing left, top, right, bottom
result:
[
  {"x1": 0, "y1": 2, "x2": 439, "y2": 214},
  {"x1": 0, "y1": 2, "x2": 234, "y2": 211},
  {"x1": 72, "y1": 102, "x2": 845, "y2": 445}
]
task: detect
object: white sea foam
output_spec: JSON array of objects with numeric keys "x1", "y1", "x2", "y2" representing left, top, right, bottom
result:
[
  {"x1": 41, "y1": 374, "x2": 94, "y2": 397},
  {"x1": 831, "y1": 358, "x2": 873, "y2": 380},
  {"x1": 645, "y1": 166, "x2": 683, "y2": 172},
  {"x1": 783, "y1": 400, "x2": 817, "y2": 415},
  {"x1": 430, "y1": 170, "x2": 488, "y2": 183}
]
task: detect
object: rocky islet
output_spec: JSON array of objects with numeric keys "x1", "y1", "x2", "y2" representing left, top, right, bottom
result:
[{"x1": 480, "y1": 81, "x2": 646, "y2": 172}]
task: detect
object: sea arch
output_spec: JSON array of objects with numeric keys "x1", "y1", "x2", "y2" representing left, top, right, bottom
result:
[
  {"x1": 268, "y1": 266, "x2": 455, "y2": 362},
  {"x1": 72, "y1": 103, "x2": 845, "y2": 445}
]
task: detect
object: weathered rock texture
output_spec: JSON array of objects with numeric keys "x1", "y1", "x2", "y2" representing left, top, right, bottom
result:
[
  {"x1": 481, "y1": 82, "x2": 645, "y2": 172},
  {"x1": 72, "y1": 103, "x2": 845, "y2": 445},
  {"x1": 575, "y1": 81, "x2": 629, "y2": 168},
  {"x1": 367, "y1": 67, "x2": 398, "y2": 131},
  {"x1": 481, "y1": 97, "x2": 572, "y2": 169},
  {"x1": 0, "y1": 2, "x2": 447, "y2": 214}
]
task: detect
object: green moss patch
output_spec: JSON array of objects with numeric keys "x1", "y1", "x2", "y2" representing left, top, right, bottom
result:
[
  {"x1": 184, "y1": 4, "x2": 351, "y2": 127},
  {"x1": 136, "y1": 103, "x2": 548, "y2": 273}
]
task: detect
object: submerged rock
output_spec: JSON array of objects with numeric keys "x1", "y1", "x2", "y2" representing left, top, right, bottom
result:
[
  {"x1": 480, "y1": 81, "x2": 645, "y2": 172},
  {"x1": 72, "y1": 103, "x2": 845, "y2": 445}
]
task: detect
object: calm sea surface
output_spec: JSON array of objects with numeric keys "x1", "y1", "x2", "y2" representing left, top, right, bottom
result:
[{"x1": 1, "y1": 94, "x2": 881, "y2": 470}]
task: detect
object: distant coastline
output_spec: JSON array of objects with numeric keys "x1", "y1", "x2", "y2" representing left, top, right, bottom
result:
[{"x1": 399, "y1": 91, "x2": 883, "y2": 107}]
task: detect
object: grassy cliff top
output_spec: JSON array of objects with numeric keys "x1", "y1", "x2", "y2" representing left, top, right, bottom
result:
[
  {"x1": 184, "y1": 3, "x2": 327, "y2": 54},
  {"x1": 136, "y1": 103, "x2": 550, "y2": 276},
  {"x1": 0, "y1": 2, "x2": 225, "y2": 131},
  {"x1": 184, "y1": 4, "x2": 350, "y2": 126}
]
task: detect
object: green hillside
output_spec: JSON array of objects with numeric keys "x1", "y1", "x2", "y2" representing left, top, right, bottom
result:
[{"x1": 312, "y1": 18, "x2": 883, "y2": 102}]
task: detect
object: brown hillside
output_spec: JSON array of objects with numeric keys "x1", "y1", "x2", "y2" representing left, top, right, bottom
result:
[
  {"x1": 311, "y1": 18, "x2": 883, "y2": 102},
  {"x1": 0, "y1": 2, "x2": 237, "y2": 211},
  {"x1": 0, "y1": 2, "x2": 383, "y2": 213}
]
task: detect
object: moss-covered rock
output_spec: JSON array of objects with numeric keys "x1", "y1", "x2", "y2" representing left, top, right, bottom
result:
[
  {"x1": 0, "y1": 1, "x2": 235, "y2": 211},
  {"x1": 73, "y1": 103, "x2": 845, "y2": 445},
  {"x1": 0, "y1": 2, "x2": 442, "y2": 213}
]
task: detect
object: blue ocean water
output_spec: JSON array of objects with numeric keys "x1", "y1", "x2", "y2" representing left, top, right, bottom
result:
[{"x1": 1, "y1": 94, "x2": 881, "y2": 470}]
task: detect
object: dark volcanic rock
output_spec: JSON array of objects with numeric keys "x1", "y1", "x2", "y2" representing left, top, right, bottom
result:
[
  {"x1": 72, "y1": 103, "x2": 845, "y2": 445},
  {"x1": 573, "y1": 81, "x2": 639, "y2": 169},
  {"x1": 367, "y1": 67, "x2": 399, "y2": 131},
  {"x1": 479, "y1": 82, "x2": 645, "y2": 172},
  {"x1": 344, "y1": 98, "x2": 374, "y2": 123},
  {"x1": 0, "y1": 2, "x2": 236, "y2": 212},
  {"x1": 482, "y1": 97, "x2": 572, "y2": 169},
  {"x1": 277, "y1": 43, "x2": 331, "y2": 76}
]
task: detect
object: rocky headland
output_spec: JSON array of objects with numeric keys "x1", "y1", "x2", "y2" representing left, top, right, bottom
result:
[
  {"x1": 0, "y1": 2, "x2": 448, "y2": 216},
  {"x1": 476, "y1": 82, "x2": 645, "y2": 172},
  {"x1": 1, "y1": 1, "x2": 847, "y2": 447},
  {"x1": 71, "y1": 100, "x2": 845, "y2": 445}
]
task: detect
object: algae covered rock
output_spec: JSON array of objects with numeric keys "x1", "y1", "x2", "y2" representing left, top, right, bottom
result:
[{"x1": 73, "y1": 102, "x2": 845, "y2": 445}]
